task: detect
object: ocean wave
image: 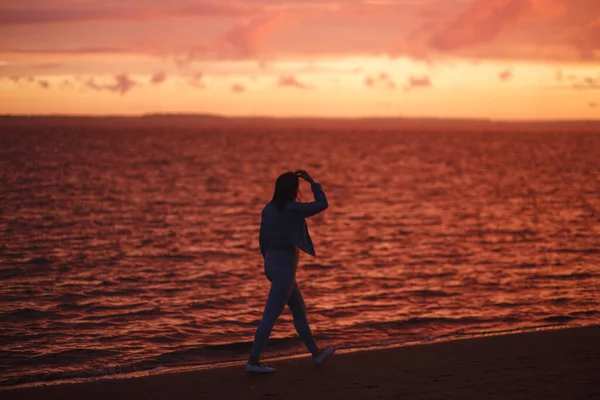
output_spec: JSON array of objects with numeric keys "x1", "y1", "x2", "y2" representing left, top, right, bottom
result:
[
  {"x1": 530, "y1": 272, "x2": 595, "y2": 280},
  {"x1": 79, "y1": 307, "x2": 163, "y2": 321},
  {"x1": 2, "y1": 124, "x2": 599, "y2": 388},
  {"x1": 408, "y1": 290, "x2": 457, "y2": 297},
  {"x1": 353, "y1": 316, "x2": 513, "y2": 332},
  {"x1": 20, "y1": 349, "x2": 120, "y2": 367},
  {"x1": 1, "y1": 308, "x2": 54, "y2": 321},
  {"x1": 539, "y1": 315, "x2": 575, "y2": 323}
]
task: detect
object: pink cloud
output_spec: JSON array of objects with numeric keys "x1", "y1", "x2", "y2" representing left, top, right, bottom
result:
[
  {"x1": 380, "y1": 73, "x2": 396, "y2": 89},
  {"x1": 221, "y1": 13, "x2": 285, "y2": 57},
  {"x1": 86, "y1": 74, "x2": 137, "y2": 95},
  {"x1": 4, "y1": 46, "x2": 131, "y2": 55},
  {"x1": 187, "y1": 73, "x2": 205, "y2": 88},
  {"x1": 150, "y1": 71, "x2": 167, "y2": 84},
  {"x1": 37, "y1": 80, "x2": 50, "y2": 89},
  {"x1": 364, "y1": 72, "x2": 396, "y2": 89},
  {"x1": 30, "y1": 62, "x2": 63, "y2": 69},
  {"x1": 168, "y1": 12, "x2": 286, "y2": 64},
  {"x1": 429, "y1": 0, "x2": 538, "y2": 51},
  {"x1": 231, "y1": 83, "x2": 245, "y2": 92},
  {"x1": 3, "y1": 0, "x2": 599, "y2": 65},
  {"x1": 0, "y1": 2, "x2": 255, "y2": 25},
  {"x1": 554, "y1": 74, "x2": 600, "y2": 90},
  {"x1": 60, "y1": 79, "x2": 75, "y2": 89},
  {"x1": 397, "y1": 0, "x2": 594, "y2": 62},
  {"x1": 0, "y1": 7, "x2": 132, "y2": 25},
  {"x1": 8, "y1": 76, "x2": 35, "y2": 83},
  {"x1": 552, "y1": 74, "x2": 600, "y2": 90},
  {"x1": 406, "y1": 76, "x2": 432, "y2": 90},
  {"x1": 173, "y1": 42, "x2": 212, "y2": 67},
  {"x1": 422, "y1": 0, "x2": 600, "y2": 61},
  {"x1": 573, "y1": 77, "x2": 600, "y2": 90},
  {"x1": 277, "y1": 75, "x2": 310, "y2": 89},
  {"x1": 499, "y1": 69, "x2": 513, "y2": 81},
  {"x1": 570, "y1": 17, "x2": 600, "y2": 60},
  {"x1": 391, "y1": 37, "x2": 431, "y2": 62}
]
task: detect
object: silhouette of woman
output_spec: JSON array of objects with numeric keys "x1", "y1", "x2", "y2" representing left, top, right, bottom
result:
[{"x1": 245, "y1": 170, "x2": 335, "y2": 373}]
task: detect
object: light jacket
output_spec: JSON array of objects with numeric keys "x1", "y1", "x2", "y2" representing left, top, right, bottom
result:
[{"x1": 259, "y1": 183, "x2": 328, "y2": 257}]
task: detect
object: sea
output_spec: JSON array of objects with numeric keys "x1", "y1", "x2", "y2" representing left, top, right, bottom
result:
[{"x1": 1, "y1": 116, "x2": 598, "y2": 387}]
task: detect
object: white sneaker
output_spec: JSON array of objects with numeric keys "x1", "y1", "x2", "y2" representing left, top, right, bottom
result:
[
  {"x1": 245, "y1": 363, "x2": 276, "y2": 374},
  {"x1": 313, "y1": 347, "x2": 335, "y2": 366}
]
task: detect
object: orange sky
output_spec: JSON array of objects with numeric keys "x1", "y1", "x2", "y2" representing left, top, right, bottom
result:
[{"x1": 0, "y1": 0, "x2": 599, "y2": 120}]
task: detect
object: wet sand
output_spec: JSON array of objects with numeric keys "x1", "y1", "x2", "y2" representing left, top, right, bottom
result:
[{"x1": 4, "y1": 325, "x2": 599, "y2": 400}]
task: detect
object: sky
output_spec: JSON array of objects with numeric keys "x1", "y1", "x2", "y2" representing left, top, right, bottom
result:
[{"x1": 0, "y1": 0, "x2": 599, "y2": 120}]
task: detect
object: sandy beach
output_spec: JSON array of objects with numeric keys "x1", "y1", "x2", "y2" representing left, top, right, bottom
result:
[{"x1": 3, "y1": 325, "x2": 599, "y2": 400}]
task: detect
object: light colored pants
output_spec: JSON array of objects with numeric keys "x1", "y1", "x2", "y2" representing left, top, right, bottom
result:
[{"x1": 249, "y1": 249, "x2": 318, "y2": 358}]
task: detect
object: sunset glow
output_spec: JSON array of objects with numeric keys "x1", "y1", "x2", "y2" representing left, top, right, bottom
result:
[{"x1": 1, "y1": 0, "x2": 599, "y2": 119}]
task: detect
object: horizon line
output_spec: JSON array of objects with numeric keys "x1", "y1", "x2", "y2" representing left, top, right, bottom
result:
[{"x1": 1, "y1": 113, "x2": 600, "y2": 124}]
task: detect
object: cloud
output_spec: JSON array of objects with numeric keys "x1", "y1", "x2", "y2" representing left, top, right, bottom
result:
[
  {"x1": 389, "y1": 0, "x2": 600, "y2": 62},
  {"x1": 37, "y1": 79, "x2": 50, "y2": 89},
  {"x1": 590, "y1": 101, "x2": 598, "y2": 108},
  {"x1": 428, "y1": 0, "x2": 565, "y2": 52},
  {"x1": 4, "y1": 75, "x2": 51, "y2": 89},
  {"x1": 231, "y1": 83, "x2": 245, "y2": 92},
  {"x1": 220, "y1": 13, "x2": 285, "y2": 57},
  {"x1": 572, "y1": 76, "x2": 600, "y2": 90},
  {"x1": 4, "y1": 46, "x2": 131, "y2": 55},
  {"x1": 150, "y1": 71, "x2": 167, "y2": 84},
  {"x1": 364, "y1": 72, "x2": 396, "y2": 89},
  {"x1": 429, "y1": 0, "x2": 528, "y2": 51},
  {"x1": 3, "y1": 0, "x2": 600, "y2": 65},
  {"x1": 168, "y1": 12, "x2": 286, "y2": 65},
  {"x1": 277, "y1": 75, "x2": 310, "y2": 89},
  {"x1": 31, "y1": 62, "x2": 63, "y2": 69},
  {"x1": 405, "y1": 75, "x2": 432, "y2": 90},
  {"x1": 570, "y1": 17, "x2": 600, "y2": 60},
  {"x1": 499, "y1": 69, "x2": 513, "y2": 81},
  {"x1": 552, "y1": 74, "x2": 600, "y2": 90},
  {"x1": 0, "y1": 1, "x2": 255, "y2": 25},
  {"x1": 173, "y1": 42, "x2": 212, "y2": 67},
  {"x1": 60, "y1": 79, "x2": 75, "y2": 89},
  {"x1": 7, "y1": 75, "x2": 35, "y2": 83},
  {"x1": 390, "y1": 36, "x2": 431, "y2": 62},
  {"x1": 86, "y1": 74, "x2": 137, "y2": 94},
  {"x1": 187, "y1": 73, "x2": 205, "y2": 88}
]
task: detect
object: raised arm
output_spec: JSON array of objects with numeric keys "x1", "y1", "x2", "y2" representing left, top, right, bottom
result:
[{"x1": 286, "y1": 171, "x2": 328, "y2": 218}]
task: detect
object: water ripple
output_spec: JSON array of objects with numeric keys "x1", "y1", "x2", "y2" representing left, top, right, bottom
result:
[{"x1": 1, "y1": 120, "x2": 599, "y2": 386}]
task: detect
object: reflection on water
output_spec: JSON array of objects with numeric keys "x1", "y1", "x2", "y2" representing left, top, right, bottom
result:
[{"x1": 1, "y1": 118, "x2": 599, "y2": 386}]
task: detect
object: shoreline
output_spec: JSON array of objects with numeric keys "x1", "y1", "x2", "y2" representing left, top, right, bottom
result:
[
  {"x1": 4, "y1": 324, "x2": 599, "y2": 399},
  {"x1": 1, "y1": 323, "x2": 590, "y2": 390}
]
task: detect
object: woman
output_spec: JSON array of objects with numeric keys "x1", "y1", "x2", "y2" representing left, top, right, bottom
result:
[{"x1": 245, "y1": 170, "x2": 335, "y2": 373}]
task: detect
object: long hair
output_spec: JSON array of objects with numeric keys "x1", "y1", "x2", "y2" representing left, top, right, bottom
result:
[{"x1": 270, "y1": 172, "x2": 299, "y2": 212}]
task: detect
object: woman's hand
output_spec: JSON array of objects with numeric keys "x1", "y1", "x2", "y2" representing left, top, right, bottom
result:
[{"x1": 294, "y1": 170, "x2": 315, "y2": 184}]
